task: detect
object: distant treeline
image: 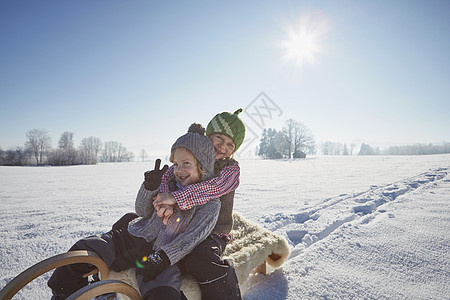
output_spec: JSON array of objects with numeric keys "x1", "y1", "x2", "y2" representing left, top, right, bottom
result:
[
  {"x1": 0, "y1": 129, "x2": 134, "y2": 166},
  {"x1": 320, "y1": 142, "x2": 357, "y2": 156},
  {"x1": 256, "y1": 119, "x2": 450, "y2": 159},
  {"x1": 259, "y1": 132, "x2": 449, "y2": 158},
  {"x1": 358, "y1": 142, "x2": 450, "y2": 156},
  {"x1": 319, "y1": 141, "x2": 450, "y2": 156}
]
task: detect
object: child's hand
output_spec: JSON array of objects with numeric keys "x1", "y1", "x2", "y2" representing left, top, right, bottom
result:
[
  {"x1": 136, "y1": 250, "x2": 171, "y2": 282},
  {"x1": 153, "y1": 193, "x2": 176, "y2": 207},
  {"x1": 143, "y1": 159, "x2": 169, "y2": 191},
  {"x1": 156, "y1": 204, "x2": 173, "y2": 225}
]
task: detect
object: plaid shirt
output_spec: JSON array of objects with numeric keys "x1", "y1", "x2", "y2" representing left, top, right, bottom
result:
[{"x1": 159, "y1": 161, "x2": 240, "y2": 210}]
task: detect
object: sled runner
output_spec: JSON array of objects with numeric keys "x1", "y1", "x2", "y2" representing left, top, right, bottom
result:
[
  {"x1": 0, "y1": 213, "x2": 289, "y2": 300},
  {"x1": 0, "y1": 250, "x2": 140, "y2": 300}
]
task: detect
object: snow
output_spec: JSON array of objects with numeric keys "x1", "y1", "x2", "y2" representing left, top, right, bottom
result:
[{"x1": 1, "y1": 154, "x2": 449, "y2": 299}]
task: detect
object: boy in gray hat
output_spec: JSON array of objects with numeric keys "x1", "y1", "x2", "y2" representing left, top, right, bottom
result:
[{"x1": 48, "y1": 125, "x2": 220, "y2": 300}]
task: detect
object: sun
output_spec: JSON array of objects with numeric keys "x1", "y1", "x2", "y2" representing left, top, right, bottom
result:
[
  {"x1": 279, "y1": 12, "x2": 329, "y2": 68},
  {"x1": 281, "y1": 27, "x2": 320, "y2": 66}
]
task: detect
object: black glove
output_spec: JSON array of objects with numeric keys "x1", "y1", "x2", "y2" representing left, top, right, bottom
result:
[
  {"x1": 144, "y1": 159, "x2": 169, "y2": 191},
  {"x1": 136, "y1": 250, "x2": 171, "y2": 282},
  {"x1": 112, "y1": 212, "x2": 139, "y2": 231}
]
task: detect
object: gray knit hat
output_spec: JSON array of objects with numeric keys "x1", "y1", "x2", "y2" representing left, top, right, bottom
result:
[{"x1": 171, "y1": 124, "x2": 215, "y2": 181}]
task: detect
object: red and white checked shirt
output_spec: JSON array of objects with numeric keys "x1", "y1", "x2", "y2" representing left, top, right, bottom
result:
[{"x1": 159, "y1": 161, "x2": 240, "y2": 210}]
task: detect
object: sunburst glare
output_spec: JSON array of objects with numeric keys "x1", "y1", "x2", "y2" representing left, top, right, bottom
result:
[{"x1": 279, "y1": 12, "x2": 330, "y2": 68}]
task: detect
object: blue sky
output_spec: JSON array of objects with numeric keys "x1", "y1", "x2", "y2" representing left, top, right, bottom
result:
[{"x1": 1, "y1": 0, "x2": 449, "y2": 155}]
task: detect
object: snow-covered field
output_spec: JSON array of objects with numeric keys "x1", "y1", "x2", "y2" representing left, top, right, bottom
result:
[{"x1": 1, "y1": 154, "x2": 449, "y2": 299}]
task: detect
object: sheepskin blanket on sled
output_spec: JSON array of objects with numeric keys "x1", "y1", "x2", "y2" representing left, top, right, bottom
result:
[{"x1": 108, "y1": 213, "x2": 290, "y2": 299}]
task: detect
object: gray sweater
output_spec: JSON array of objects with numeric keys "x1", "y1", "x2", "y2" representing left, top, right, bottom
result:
[{"x1": 128, "y1": 183, "x2": 220, "y2": 265}]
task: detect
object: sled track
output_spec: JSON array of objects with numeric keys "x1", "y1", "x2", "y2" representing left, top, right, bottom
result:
[{"x1": 259, "y1": 168, "x2": 448, "y2": 259}]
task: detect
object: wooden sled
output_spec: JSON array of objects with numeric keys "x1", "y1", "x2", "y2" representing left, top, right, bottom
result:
[
  {"x1": 0, "y1": 213, "x2": 289, "y2": 300},
  {"x1": 0, "y1": 250, "x2": 141, "y2": 300}
]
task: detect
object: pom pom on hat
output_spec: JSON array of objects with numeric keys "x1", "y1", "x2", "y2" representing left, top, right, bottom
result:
[
  {"x1": 187, "y1": 123, "x2": 206, "y2": 135},
  {"x1": 206, "y1": 109, "x2": 246, "y2": 151}
]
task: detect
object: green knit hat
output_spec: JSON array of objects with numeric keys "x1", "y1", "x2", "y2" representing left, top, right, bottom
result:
[{"x1": 206, "y1": 109, "x2": 246, "y2": 151}]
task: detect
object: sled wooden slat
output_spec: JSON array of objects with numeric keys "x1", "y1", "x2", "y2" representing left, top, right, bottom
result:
[
  {"x1": 66, "y1": 280, "x2": 142, "y2": 300},
  {"x1": 0, "y1": 250, "x2": 109, "y2": 300},
  {"x1": 82, "y1": 269, "x2": 101, "y2": 278}
]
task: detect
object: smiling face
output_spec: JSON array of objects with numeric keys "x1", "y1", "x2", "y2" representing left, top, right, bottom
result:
[
  {"x1": 209, "y1": 134, "x2": 236, "y2": 160},
  {"x1": 171, "y1": 147, "x2": 202, "y2": 186}
]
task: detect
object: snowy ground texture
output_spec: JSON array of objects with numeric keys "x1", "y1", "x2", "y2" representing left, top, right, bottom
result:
[{"x1": 1, "y1": 154, "x2": 449, "y2": 299}]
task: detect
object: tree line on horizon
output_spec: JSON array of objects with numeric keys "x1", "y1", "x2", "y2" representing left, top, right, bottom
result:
[
  {"x1": 0, "y1": 129, "x2": 134, "y2": 166},
  {"x1": 357, "y1": 142, "x2": 450, "y2": 156},
  {"x1": 320, "y1": 141, "x2": 450, "y2": 156},
  {"x1": 256, "y1": 119, "x2": 450, "y2": 159},
  {"x1": 2, "y1": 128, "x2": 448, "y2": 166}
]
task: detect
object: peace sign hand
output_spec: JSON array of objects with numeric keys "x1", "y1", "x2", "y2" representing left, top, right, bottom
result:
[{"x1": 143, "y1": 159, "x2": 169, "y2": 191}]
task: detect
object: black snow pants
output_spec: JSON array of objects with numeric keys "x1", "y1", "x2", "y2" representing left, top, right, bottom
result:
[
  {"x1": 47, "y1": 229, "x2": 181, "y2": 300},
  {"x1": 181, "y1": 234, "x2": 242, "y2": 300}
]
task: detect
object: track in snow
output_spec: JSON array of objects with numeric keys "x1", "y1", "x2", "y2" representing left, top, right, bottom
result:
[{"x1": 258, "y1": 168, "x2": 448, "y2": 258}]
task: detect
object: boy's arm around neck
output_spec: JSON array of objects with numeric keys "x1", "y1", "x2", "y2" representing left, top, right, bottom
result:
[
  {"x1": 158, "y1": 165, "x2": 174, "y2": 193},
  {"x1": 172, "y1": 161, "x2": 240, "y2": 210}
]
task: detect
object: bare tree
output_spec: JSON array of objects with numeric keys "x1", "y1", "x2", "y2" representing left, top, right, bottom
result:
[
  {"x1": 79, "y1": 137, "x2": 102, "y2": 164},
  {"x1": 333, "y1": 142, "x2": 343, "y2": 155},
  {"x1": 101, "y1": 141, "x2": 133, "y2": 162},
  {"x1": 321, "y1": 141, "x2": 346, "y2": 155},
  {"x1": 291, "y1": 120, "x2": 315, "y2": 156},
  {"x1": 2, "y1": 147, "x2": 30, "y2": 166},
  {"x1": 0, "y1": 147, "x2": 4, "y2": 165},
  {"x1": 350, "y1": 143, "x2": 356, "y2": 155},
  {"x1": 282, "y1": 119, "x2": 296, "y2": 158},
  {"x1": 140, "y1": 149, "x2": 147, "y2": 162},
  {"x1": 25, "y1": 129, "x2": 52, "y2": 165},
  {"x1": 321, "y1": 141, "x2": 331, "y2": 155},
  {"x1": 282, "y1": 119, "x2": 315, "y2": 158},
  {"x1": 101, "y1": 141, "x2": 119, "y2": 162},
  {"x1": 54, "y1": 131, "x2": 78, "y2": 165},
  {"x1": 58, "y1": 131, "x2": 74, "y2": 149},
  {"x1": 117, "y1": 143, "x2": 127, "y2": 162},
  {"x1": 306, "y1": 144, "x2": 317, "y2": 155}
]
